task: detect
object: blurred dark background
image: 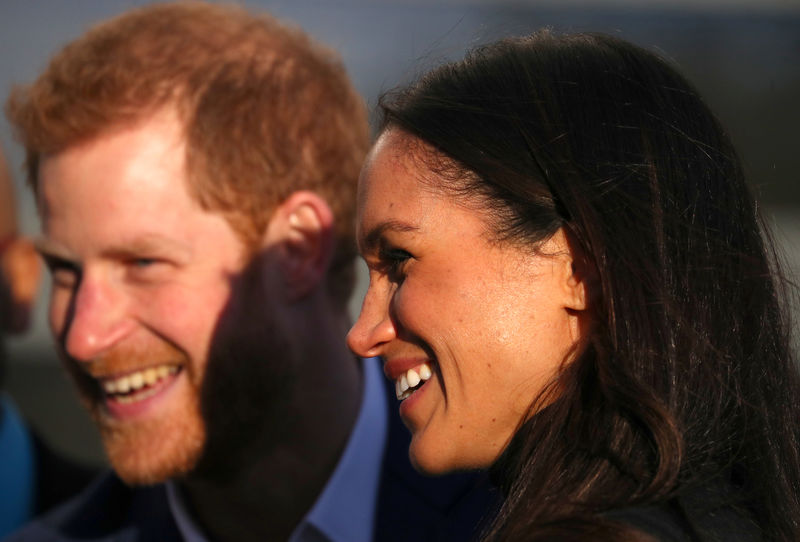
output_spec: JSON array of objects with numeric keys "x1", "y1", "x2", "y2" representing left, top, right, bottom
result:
[{"x1": 1, "y1": 0, "x2": 798, "y2": 467}]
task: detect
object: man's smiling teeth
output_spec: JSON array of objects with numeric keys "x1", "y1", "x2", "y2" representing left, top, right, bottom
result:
[
  {"x1": 102, "y1": 365, "x2": 179, "y2": 403},
  {"x1": 396, "y1": 363, "x2": 433, "y2": 400}
]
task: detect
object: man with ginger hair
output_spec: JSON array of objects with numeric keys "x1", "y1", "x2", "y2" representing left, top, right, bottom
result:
[{"x1": 4, "y1": 3, "x2": 493, "y2": 542}]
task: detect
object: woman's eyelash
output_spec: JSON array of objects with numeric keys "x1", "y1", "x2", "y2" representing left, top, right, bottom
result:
[
  {"x1": 380, "y1": 247, "x2": 411, "y2": 262},
  {"x1": 378, "y1": 247, "x2": 412, "y2": 278}
]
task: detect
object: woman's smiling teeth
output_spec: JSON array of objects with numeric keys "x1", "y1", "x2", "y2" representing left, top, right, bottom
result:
[
  {"x1": 101, "y1": 364, "x2": 179, "y2": 403},
  {"x1": 396, "y1": 363, "x2": 433, "y2": 400}
]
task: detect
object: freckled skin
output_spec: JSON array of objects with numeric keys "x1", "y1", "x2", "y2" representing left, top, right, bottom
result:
[{"x1": 348, "y1": 130, "x2": 589, "y2": 474}]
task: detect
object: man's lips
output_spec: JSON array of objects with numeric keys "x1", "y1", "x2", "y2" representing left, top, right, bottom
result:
[
  {"x1": 87, "y1": 363, "x2": 182, "y2": 406},
  {"x1": 89, "y1": 363, "x2": 185, "y2": 419},
  {"x1": 384, "y1": 358, "x2": 435, "y2": 400},
  {"x1": 100, "y1": 364, "x2": 178, "y2": 395}
]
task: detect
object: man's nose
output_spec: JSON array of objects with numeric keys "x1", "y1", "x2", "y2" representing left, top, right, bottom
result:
[
  {"x1": 62, "y1": 273, "x2": 135, "y2": 362},
  {"x1": 346, "y1": 286, "x2": 396, "y2": 359}
]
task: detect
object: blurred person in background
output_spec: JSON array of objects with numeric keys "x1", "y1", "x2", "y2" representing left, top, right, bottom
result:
[
  {"x1": 348, "y1": 31, "x2": 800, "y2": 541},
  {"x1": 3, "y1": 2, "x2": 494, "y2": 542},
  {"x1": 0, "y1": 144, "x2": 96, "y2": 538}
]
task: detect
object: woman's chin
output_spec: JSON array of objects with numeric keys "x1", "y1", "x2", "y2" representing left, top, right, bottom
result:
[
  {"x1": 408, "y1": 434, "x2": 454, "y2": 475},
  {"x1": 409, "y1": 452, "x2": 453, "y2": 476},
  {"x1": 408, "y1": 434, "x2": 495, "y2": 476}
]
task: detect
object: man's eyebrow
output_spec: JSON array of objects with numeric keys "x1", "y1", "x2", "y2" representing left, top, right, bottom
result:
[
  {"x1": 360, "y1": 220, "x2": 419, "y2": 253},
  {"x1": 34, "y1": 234, "x2": 192, "y2": 261},
  {"x1": 34, "y1": 238, "x2": 73, "y2": 261},
  {"x1": 101, "y1": 235, "x2": 191, "y2": 261}
]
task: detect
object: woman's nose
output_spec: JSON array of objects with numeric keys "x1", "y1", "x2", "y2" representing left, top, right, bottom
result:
[{"x1": 346, "y1": 285, "x2": 396, "y2": 359}]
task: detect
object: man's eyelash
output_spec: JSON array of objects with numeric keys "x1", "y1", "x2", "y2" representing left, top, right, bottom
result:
[
  {"x1": 42, "y1": 255, "x2": 80, "y2": 275},
  {"x1": 129, "y1": 258, "x2": 157, "y2": 268}
]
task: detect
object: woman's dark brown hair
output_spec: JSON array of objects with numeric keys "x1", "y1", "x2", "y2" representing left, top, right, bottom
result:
[{"x1": 379, "y1": 31, "x2": 800, "y2": 541}]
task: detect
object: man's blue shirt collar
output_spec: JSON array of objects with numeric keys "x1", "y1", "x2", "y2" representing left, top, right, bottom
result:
[{"x1": 167, "y1": 357, "x2": 388, "y2": 542}]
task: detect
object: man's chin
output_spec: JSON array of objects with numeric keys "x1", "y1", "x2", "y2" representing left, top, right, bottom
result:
[{"x1": 97, "y1": 414, "x2": 206, "y2": 486}]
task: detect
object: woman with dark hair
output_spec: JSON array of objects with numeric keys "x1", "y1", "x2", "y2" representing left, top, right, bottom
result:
[{"x1": 347, "y1": 31, "x2": 800, "y2": 541}]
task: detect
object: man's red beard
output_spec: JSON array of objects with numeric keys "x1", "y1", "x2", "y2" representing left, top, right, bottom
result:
[
  {"x1": 62, "y1": 258, "x2": 295, "y2": 487},
  {"x1": 64, "y1": 338, "x2": 207, "y2": 486}
]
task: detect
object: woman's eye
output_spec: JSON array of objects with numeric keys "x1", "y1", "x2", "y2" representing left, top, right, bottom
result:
[{"x1": 379, "y1": 247, "x2": 412, "y2": 281}]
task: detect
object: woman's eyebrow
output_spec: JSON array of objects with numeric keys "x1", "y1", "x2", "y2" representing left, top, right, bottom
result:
[{"x1": 359, "y1": 220, "x2": 419, "y2": 253}]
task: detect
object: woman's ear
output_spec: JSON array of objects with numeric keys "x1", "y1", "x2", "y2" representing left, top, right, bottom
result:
[
  {"x1": 565, "y1": 262, "x2": 589, "y2": 311},
  {"x1": 1, "y1": 236, "x2": 41, "y2": 334},
  {"x1": 264, "y1": 191, "x2": 335, "y2": 302},
  {"x1": 552, "y1": 228, "x2": 591, "y2": 312}
]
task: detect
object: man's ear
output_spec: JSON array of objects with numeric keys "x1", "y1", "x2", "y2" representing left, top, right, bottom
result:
[
  {"x1": 264, "y1": 191, "x2": 335, "y2": 301},
  {"x1": 1, "y1": 237, "x2": 41, "y2": 334}
]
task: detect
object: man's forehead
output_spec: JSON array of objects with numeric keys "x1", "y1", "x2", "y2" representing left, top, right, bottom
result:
[
  {"x1": 36, "y1": 105, "x2": 186, "y2": 174},
  {"x1": 34, "y1": 108, "x2": 227, "y2": 244},
  {"x1": 37, "y1": 110, "x2": 187, "y2": 194}
]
